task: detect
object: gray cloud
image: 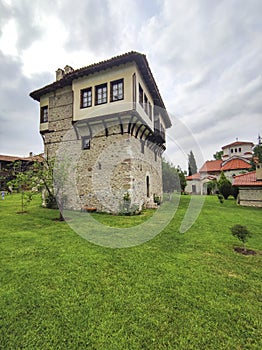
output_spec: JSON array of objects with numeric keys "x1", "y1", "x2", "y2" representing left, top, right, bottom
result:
[
  {"x1": 0, "y1": 0, "x2": 261, "y2": 169},
  {"x1": 0, "y1": 51, "x2": 52, "y2": 156}
]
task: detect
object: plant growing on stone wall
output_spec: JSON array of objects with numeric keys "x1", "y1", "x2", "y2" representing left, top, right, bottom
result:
[{"x1": 153, "y1": 194, "x2": 161, "y2": 205}]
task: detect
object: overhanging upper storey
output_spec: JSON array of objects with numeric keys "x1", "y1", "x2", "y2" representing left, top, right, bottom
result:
[{"x1": 29, "y1": 51, "x2": 172, "y2": 132}]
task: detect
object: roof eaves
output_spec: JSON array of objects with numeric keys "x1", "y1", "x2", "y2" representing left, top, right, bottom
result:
[{"x1": 29, "y1": 51, "x2": 172, "y2": 128}]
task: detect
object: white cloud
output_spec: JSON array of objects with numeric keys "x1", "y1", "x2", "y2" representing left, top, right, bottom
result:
[{"x1": 0, "y1": 0, "x2": 261, "y2": 169}]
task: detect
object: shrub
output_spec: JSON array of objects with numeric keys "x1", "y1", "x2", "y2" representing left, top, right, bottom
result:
[
  {"x1": 217, "y1": 194, "x2": 224, "y2": 204},
  {"x1": 231, "y1": 186, "x2": 239, "y2": 199},
  {"x1": 218, "y1": 171, "x2": 232, "y2": 199},
  {"x1": 153, "y1": 194, "x2": 161, "y2": 205},
  {"x1": 230, "y1": 224, "x2": 252, "y2": 252}
]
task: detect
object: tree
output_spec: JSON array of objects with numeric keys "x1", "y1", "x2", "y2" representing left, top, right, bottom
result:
[
  {"x1": 188, "y1": 151, "x2": 197, "y2": 176},
  {"x1": 213, "y1": 150, "x2": 223, "y2": 160},
  {"x1": 218, "y1": 171, "x2": 232, "y2": 199},
  {"x1": 206, "y1": 180, "x2": 217, "y2": 195},
  {"x1": 34, "y1": 156, "x2": 72, "y2": 221},
  {"x1": 7, "y1": 161, "x2": 40, "y2": 213},
  {"x1": 230, "y1": 224, "x2": 252, "y2": 253},
  {"x1": 231, "y1": 186, "x2": 239, "y2": 199},
  {"x1": 177, "y1": 166, "x2": 187, "y2": 192},
  {"x1": 162, "y1": 159, "x2": 187, "y2": 194},
  {"x1": 250, "y1": 135, "x2": 262, "y2": 170},
  {"x1": 162, "y1": 159, "x2": 179, "y2": 193}
]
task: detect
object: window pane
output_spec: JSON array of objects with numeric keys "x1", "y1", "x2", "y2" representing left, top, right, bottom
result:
[
  {"x1": 41, "y1": 106, "x2": 48, "y2": 123},
  {"x1": 81, "y1": 88, "x2": 92, "y2": 108},
  {"x1": 96, "y1": 84, "x2": 107, "y2": 104},
  {"x1": 110, "y1": 79, "x2": 124, "y2": 101}
]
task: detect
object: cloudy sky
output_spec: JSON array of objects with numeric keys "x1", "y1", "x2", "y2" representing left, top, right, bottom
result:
[{"x1": 0, "y1": 0, "x2": 261, "y2": 170}]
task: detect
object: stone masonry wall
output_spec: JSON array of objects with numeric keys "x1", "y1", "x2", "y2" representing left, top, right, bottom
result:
[{"x1": 42, "y1": 86, "x2": 163, "y2": 213}]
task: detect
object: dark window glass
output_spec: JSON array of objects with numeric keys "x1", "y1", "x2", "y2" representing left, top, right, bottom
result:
[
  {"x1": 82, "y1": 136, "x2": 90, "y2": 150},
  {"x1": 81, "y1": 87, "x2": 92, "y2": 108},
  {"x1": 139, "y1": 84, "x2": 143, "y2": 105},
  {"x1": 95, "y1": 83, "x2": 107, "y2": 105},
  {"x1": 41, "y1": 106, "x2": 48, "y2": 123},
  {"x1": 144, "y1": 94, "x2": 148, "y2": 114},
  {"x1": 110, "y1": 79, "x2": 124, "y2": 101}
]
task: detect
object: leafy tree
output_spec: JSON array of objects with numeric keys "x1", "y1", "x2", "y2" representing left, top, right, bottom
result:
[
  {"x1": 162, "y1": 159, "x2": 179, "y2": 193},
  {"x1": 213, "y1": 150, "x2": 223, "y2": 160},
  {"x1": 230, "y1": 224, "x2": 252, "y2": 252},
  {"x1": 218, "y1": 171, "x2": 232, "y2": 199},
  {"x1": 254, "y1": 134, "x2": 262, "y2": 161},
  {"x1": 206, "y1": 180, "x2": 217, "y2": 195},
  {"x1": 7, "y1": 161, "x2": 39, "y2": 213},
  {"x1": 34, "y1": 156, "x2": 72, "y2": 221},
  {"x1": 162, "y1": 159, "x2": 186, "y2": 194},
  {"x1": 188, "y1": 151, "x2": 197, "y2": 176},
  {"x1": 177, "y1": 166, "x2": 187, "y2": 192}
]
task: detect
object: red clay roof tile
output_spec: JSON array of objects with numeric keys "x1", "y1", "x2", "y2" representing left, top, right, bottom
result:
[
  {"x1": 233, "y1": 171, "x2": 262, "y2": 186},
  {"x1": 221, "y1": 159, "x2": 251, "y2": 171}
]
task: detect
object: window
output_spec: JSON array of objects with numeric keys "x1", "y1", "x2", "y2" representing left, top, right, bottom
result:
[
  {"x1": 139, "y1": 84, "x2": 143, "y2": 105},
  {"x1": 95, "y1": 83, "x2": 107, "y2": 105},
  {"x1": 239, "y1": 147, "x2": 241, "y2": 152},
  {"x1": 41, "y1": 106, "x2": 48, "y2": 123},
  {"x1": 110, "y1": 79, "x2": 124, "y2": 102},
  {"x1": 141, "y1": 140, "x2": 145, "y2": 154},
  {"x1": 146, "y1": 176, "x2": 150, "y2": 197},
  {"x1": 231, "y1": 149, "x2": 233, "y2": 153},
  {"x1": 82, "y1": 136, "x2": 90, "y2": 150},
  {"x1": 144, "y1": 94, "x2": 148, "y2": 114},
  {"x1": 148, "y1": 102, "x2": 152, "y2": 120},
  {"x1": 80, "y1": 87, "x2": 92, "y2": 108}
]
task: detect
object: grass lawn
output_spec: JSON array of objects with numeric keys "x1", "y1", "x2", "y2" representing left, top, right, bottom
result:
[{"x1": 0, "y1": 194, "x2": 261, "y2": 349}]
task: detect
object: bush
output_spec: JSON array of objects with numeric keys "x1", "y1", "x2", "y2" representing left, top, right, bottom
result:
[
  {"x1": 219, "y1": 182, "x2": 232, "y2": 199},
  {"x1": 230, "y1": 224, "x2": 252, "y2": 251},
  {"x1": 218, "y1": 171, "x2": 232, "y2": 199},
  {"x1": 231, "y1": 186, "x2": 239, "y2": 199},
  {"x1": 153, "y1": 194, "x2": 161, "y2": 205},
  {"x1": 217, "y1": 194, "x2": 224, "y2": 204}
]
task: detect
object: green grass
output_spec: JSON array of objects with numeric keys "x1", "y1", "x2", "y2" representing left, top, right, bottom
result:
[{"x1": 0, "y1": 194, "x2": 261, "y2": 349}]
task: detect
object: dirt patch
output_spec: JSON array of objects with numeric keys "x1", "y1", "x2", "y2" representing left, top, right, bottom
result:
[{"x1": 234, "y1": 247, "x2": 256, "y2": 255}]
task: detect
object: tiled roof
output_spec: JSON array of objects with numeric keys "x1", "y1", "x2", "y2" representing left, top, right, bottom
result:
[
  {"x1": 30, "y1": 51, "x2": 171, "y2": 128},
  {"x1": 222, "y1": 141, "x2": 254, "y2": 149},
  {"x1": 187, "y1": 172, "x2": 201, "y2": 180},
  {"x1": 221, "y1": 158, "x2": 252, "y2": 171},
  {"x1": 233, "y1": 171, "x2": 262, "y2": 186},
  {"x1": 0, "y1": 154, "x2": 43, "y2": 163},
  {"x1": 0, "y1": 155, "x2": 21, "y2": 162},
  {"x1": 199, "y1": 160, "x2": 222, "y2": 173}
]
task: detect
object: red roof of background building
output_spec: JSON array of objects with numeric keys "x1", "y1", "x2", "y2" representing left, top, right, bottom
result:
[
  {"x1": 222, "y1": 141, "x2": 254, "y2": 149},
  {"x1": 233, "y1": 171, "x2": 262, "y2": 186},
  {"x1": 199, "y1": 160, "x2": 222, "y2": 173},
  {"x1": 221, "y1": 158, "x2": 252, "y2": 171},
  {"x1": 187, "y1": 172, "x2": 201, "y2": 180},
  {"x1": 0, "y1": 155, "x2": 21, "y2": 162},
  {"x1": 0, "y1": 154, "x2": 43, "y2": 163}
]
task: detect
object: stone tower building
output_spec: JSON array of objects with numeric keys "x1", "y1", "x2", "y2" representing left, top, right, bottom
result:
[{"x1": 30, "y1": 52, "x2": 172, "y2": 213}]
